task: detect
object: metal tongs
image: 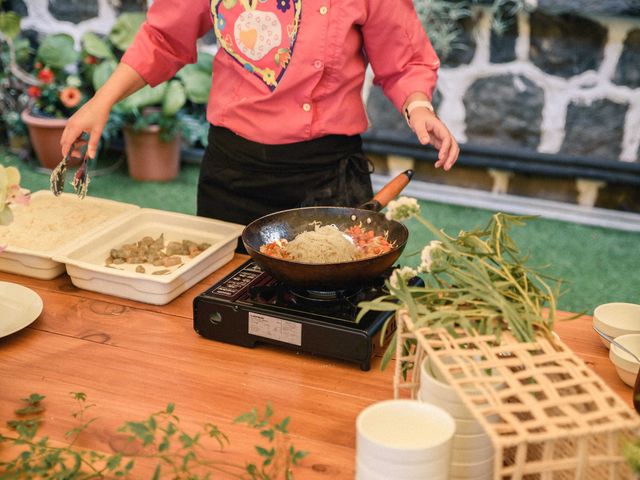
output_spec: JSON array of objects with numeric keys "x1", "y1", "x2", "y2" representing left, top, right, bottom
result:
[{"x1": 50, "y1": 133, "x2": 92, "y2": 199}]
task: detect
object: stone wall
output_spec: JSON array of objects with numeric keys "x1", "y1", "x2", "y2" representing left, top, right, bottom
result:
[
  {"x1": 6, "y1": 1, "x2": 640, "y2": 166},
  {"x1": 366, "y1": 4, "x2": 640, "y2": 164}
]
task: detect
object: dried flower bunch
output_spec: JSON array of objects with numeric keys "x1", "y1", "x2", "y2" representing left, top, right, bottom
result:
[{"x1": 359, "y1": 197, "x2": 560, "y2": 368}]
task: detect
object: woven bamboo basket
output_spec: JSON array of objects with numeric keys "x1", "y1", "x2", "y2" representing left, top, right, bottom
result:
[{"x1": 393, "y1": 311, "x2": 640, "y2": 479}]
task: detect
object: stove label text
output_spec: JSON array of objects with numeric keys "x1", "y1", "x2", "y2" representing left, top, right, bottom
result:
[{"x1": 248, "y1": 312, "x2": 302, "y2": 346}]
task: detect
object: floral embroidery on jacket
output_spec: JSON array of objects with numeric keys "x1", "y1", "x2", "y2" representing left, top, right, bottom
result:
[{"x1": 211, "y1": 0, "x2": 301, "y2": 91}]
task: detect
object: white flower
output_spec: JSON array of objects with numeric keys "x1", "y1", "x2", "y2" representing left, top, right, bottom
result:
[
  {"x1": 389, "y1": 266, "x2": 418, "y2": 289},
  {"x1": 385, "y1": 196, "x2": 420, "y2": 221},
  {"x1": 419, "y1": 240, "x2": 442, "y2": 273}
]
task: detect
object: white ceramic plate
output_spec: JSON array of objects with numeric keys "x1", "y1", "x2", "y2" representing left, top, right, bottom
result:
[{"x1": 0, "y1": 281, "x2": 43, "y2": 338}]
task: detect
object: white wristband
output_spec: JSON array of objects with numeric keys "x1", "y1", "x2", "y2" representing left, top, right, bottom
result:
[{"x1": 404, "y1": 100, "x2": 435, "y2": 126}]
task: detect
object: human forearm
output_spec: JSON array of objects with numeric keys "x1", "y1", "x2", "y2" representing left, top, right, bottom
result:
[
  {"x1": 93, "y1": 62, "x2": 147, "y2": 110},
  {"x1": 60, "y1": 63, "x2": 146, "y2": 158}
]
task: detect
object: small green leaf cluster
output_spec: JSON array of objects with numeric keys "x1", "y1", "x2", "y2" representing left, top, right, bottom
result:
[
  {"x1": 0, "y1": 393, "x2": 308, "y2": 480},
  {"x1": 234, "y1": 404, "x2": 308, "y2": 480}
]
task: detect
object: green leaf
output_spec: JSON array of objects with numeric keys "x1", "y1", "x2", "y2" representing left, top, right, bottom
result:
[
  {"x1": 176, "y1": 64, "x2": 210, "y2": 104},
  {"x1": 166, "y1": 421, "x2": 177, "y2": 436},
  {"x1": 119, "y1": 83, "x2": 167, "y2": 111},
  {"x1": 37, "y1": 34, "x2": 79, "y2": 68},
  {"x1": 234, "y1": 408, "x2": 258, "y2": 425},
  {"x1": 0, "y1": 11, "x2": 21, "y2": 39},
  {"x1": 148, "y1": 415, "x2": 157, "y2": 432},
  {"x1": 196, "y1": 51, "x2": 214, "y2": 74},
  {"x1": 106, "y1": 453, "x2": 122, "y2": 470},
  {"x1": 292, "y1": 449, "x2": 308, "y2": 464},
  {"x1": 109, "y1": 12, "x2": 146, "y2": 51},
  {"x1": 255, "y1": 446, "x2": 274, "y2": 458},
  {"x1": 275, "y1": 417, "x2": 290, "y2": 434},
  {"x1": 158, "y1": 437, "x2": 170, "y2": 452},
  {"x1": 260, "y1": 429, "x2": 275, "y2": 441},
  {"x1": 151, "y1": 464, "x2": 161, "y2": 480},
  {"x1": 14, "y1": 405, "x2": 44, "y2": 416},
  {"x1": 81, "y1": 32, "x2": 115, "y2": 60},
  {"x1": 162, "y1": 80, "x2": 186, "y2": 116},
  {"x1": 70, "y1": 392, "x2": 86, "y2": 402},
  {"x1": 264, "y1": 403, "x2": 273, "y2": 421},
  {"x1": 166, "y1": 403, "x2": 175, "y2": 414},
  {"x1": 92, "y1": 60, "x2": 117, "y2": 91},
  {"x1": 179, "y1": 432, "x2": 195, "y2": 448}
]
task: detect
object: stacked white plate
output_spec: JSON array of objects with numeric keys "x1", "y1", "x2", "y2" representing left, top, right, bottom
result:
[
  {"x1": 356, "y1": 400, "x2": 456, "y2": 480},
  {"x1": 419, "y1": 357, "x2": 495, "y2": 480}
]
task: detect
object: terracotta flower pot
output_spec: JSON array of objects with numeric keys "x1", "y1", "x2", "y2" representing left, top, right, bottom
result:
[
  {"x1": 21, "y1": 109, "x2": 68, "y2": 169},
  {"x1": 123, "y1": 125, "x2": 181, "y2": 182}
]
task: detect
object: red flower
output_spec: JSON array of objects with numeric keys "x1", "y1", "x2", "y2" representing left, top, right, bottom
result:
[
  {"x1": 34, "y1": 61, "x2": 43, "y2": 69},
  {"x1": 84, "y1": 55, "x2": 97, "y2": 65},
  {"x1": 59, "y1": 86, "x2": 82, "y2": 108},
  {"x1": 27, "y1": 86, "x2": 41, "y2": 98},
  {"x1": 37, "y1": 67, "x2": 55, "y2": 84}
]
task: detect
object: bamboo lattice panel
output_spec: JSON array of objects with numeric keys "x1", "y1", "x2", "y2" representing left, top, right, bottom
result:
[{"x1": 394, "y1": 312, "x2": 640, "y2": 480}]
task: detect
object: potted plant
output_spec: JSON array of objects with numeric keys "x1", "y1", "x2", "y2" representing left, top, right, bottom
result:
[
  {"x1": 19, "y1": 33, "x2": 85, "y2": 169},
  {"x1": 86, "y1": 13, "x2": 212, "y2": 181},
  {"x1": 116, "y1": 82, "x2": 186, "y2": 181}
]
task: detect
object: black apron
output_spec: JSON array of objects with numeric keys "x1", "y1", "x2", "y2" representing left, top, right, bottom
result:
[{"x1": 197, "y1": 126, "x2": 374, "y2": 227}]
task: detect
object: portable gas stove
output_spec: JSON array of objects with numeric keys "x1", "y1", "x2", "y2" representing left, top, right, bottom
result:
[{"x1": 193, "y1": 259, "x2": 422, "y2": 371}]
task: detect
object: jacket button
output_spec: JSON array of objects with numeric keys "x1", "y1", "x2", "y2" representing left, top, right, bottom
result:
[
  {"x1": 313, "y1": 60, "x2": 323, "y2": 69},
  {"x1": 302, "y1": 103, "x2": 311, "y2": 112},
  {"x1": 319, "y1": 6, "x2": 328, "y2": 14}
]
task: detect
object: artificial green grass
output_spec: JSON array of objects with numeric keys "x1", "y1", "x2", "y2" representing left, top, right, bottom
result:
[{"x1": 2, "y1": 149, "x2": 639, "y2": 315}]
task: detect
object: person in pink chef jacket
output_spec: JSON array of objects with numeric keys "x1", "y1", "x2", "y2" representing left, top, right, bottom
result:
[{"x1": 60, "y1": 0, "x2": 459, "y2": 229}]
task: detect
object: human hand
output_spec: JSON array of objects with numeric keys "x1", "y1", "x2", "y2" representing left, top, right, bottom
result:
[
  {"x1": 408, "y1": 108, "x2": 460, "y2": 171},
  {"x1": 60, "y1": 97, "x2": 110, "y2": 159}
]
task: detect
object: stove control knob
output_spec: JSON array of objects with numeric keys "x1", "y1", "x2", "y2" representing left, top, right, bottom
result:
[{"x1": 209, "y1": 312, "x2": 222, "y2": 325}]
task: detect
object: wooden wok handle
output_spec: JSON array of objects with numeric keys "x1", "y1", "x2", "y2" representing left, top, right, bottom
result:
[{"x1": 364, "y1": 169, "x2": 413, "y2": 211}]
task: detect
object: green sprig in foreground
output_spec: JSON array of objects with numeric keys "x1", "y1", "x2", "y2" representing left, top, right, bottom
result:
[
  {"x1": 358, "y1": 212, "x2": 564, "y2": 370},
  {"x1": 0, "y1": 392, "x2": 308, "y2": 479}
]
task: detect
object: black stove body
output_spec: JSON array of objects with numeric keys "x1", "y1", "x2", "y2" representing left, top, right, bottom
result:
[{"x1": 193, "y1": 260, "x2": 421, "y2": 371}]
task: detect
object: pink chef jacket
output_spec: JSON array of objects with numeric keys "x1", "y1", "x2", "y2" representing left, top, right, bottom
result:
[{"x1": 121, "y1": 0, "x2": 440, "y2": 145}]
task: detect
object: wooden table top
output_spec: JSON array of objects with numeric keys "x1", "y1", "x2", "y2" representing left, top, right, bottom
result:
[{"x1": 0, "y1": 254, "x2": 634, "y2": 478}]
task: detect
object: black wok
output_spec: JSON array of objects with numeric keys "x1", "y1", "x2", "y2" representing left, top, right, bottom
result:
[{"x1": 241, "y1": 170, "x2": 413, "y2": 290}]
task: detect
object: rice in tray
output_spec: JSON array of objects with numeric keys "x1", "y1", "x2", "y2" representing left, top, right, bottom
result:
[{"x1": 0, "y1": 194, "x2": 131, "y2": 252}]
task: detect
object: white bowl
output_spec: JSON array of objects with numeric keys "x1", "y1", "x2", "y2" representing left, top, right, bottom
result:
[
  {"x1": 609, "y1": 333, "x2": 640, "y2": 387},
  {"x1": 450, "y1": 474, "x2": 493, "y2": 480},
  {"x1": 418, "y1": 389, "x2": 473, "y2": 419},
  {"x1": 356, "y1": 459, "x2": 448, "y2": 480},
  {"x1": 420, "y1": 357, "x2": 476, "y2": 404},
  {"x1": 450, "y1": 456, "x2": 495, "y2": 477},
  {"x1": 356, "y1": 452, "x2": 450, "y2": 480},
  {"x1": 356, "y1": 400, "x2": 455, "y2": 464},
  {"x1": 454, "y1": 415, "x2": 487, "y2": 435},
  {"x1": 594, "y1": 303, "x2": 640, "y2": 348},
  {"x1": 452, "y1": 431, "x2": 492, "y2": 451},
  {"x1": 452, "y1": 443, "x2": 494, "y2": 465}
]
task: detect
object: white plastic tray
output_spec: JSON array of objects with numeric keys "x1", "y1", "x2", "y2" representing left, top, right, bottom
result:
[
  {"x1": 0, "y1": 191, "x2": 139, "y2": 279},
  {"x1": 53, "y1": 209, "x2": 244, "y2": 305}
]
